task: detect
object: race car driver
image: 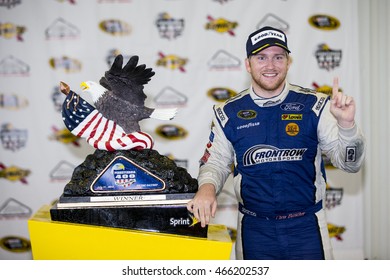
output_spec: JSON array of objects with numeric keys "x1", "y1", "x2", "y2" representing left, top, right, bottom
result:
[{"x1": 187, "y1": 26, "x2": 365, "y2": 259}]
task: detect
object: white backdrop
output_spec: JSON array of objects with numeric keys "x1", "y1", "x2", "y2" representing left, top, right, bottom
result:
[{"x1": 0, "y1": 0, "x2": 364, "y2": 260}]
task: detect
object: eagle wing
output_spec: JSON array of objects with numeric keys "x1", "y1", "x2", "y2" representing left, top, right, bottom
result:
[{"x1": 99, "y1": 55, "x2": 155, "y2": 106}]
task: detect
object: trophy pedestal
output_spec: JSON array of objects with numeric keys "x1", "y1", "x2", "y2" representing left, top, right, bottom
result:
[
  {"x1": 50, "y1": 193, "x2": 206, "y2": 238},
  {"x1": 28, "y1": 205, "x2": 233, "y2": 260}
]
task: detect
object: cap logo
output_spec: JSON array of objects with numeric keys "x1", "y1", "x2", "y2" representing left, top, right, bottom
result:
[{"x1": 251, "y1": 30, "x2": 286, "y2": 45}]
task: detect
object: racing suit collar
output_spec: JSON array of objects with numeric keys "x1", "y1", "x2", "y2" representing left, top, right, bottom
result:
[{"x1": 250, "y1": 81, "x2": 291, "y2": 107}]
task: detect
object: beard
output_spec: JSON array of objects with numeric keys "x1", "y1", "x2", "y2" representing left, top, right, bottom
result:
[{"x1": 251, "y1": 72, "x2": 287, "y2": 93}]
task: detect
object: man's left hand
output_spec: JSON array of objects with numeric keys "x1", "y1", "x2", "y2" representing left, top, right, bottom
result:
[{"x1": 330, "y1": 77, "x2": 356, "y2": 128}]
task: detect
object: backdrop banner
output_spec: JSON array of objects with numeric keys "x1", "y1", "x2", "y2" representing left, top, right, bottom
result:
[{"x1": 0, "y1": 0, "x2": 363, "y2": 260}]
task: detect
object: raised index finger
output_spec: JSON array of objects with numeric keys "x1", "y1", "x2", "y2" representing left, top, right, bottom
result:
[{"x1": 332, "y1": 77, "x2": 339, "y2": 99}]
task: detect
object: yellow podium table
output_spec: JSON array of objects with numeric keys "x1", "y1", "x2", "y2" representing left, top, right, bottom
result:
[{"x1": 28, "y1": 205, "x2": 233, "y2": 260}]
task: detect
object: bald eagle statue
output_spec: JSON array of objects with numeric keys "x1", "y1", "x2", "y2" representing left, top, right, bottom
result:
[
  {"x1": 81, "y1": 55, "x2": 177, "y2": 134},
  {"x1": 60, "y1": 55, "x2": 177, "y2": 151}
]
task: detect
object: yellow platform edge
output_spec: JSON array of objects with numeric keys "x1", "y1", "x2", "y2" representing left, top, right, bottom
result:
[{"x1": 28, "y1": 205, "x2": 233, "y2": 260}]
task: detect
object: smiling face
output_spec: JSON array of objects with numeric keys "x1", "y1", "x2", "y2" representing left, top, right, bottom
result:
[{"x1": 245, "y1": 46, "x2": 291, "y2": 98}]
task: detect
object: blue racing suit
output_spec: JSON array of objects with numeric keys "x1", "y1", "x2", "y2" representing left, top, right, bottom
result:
[{"x1": 198, "y1": 82, "x2": 365, "y2": 260}]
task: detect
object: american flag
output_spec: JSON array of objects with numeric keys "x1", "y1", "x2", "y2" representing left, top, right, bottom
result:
[{"x1": 62, "y1": 90, "x2": 154, "y2": 151}]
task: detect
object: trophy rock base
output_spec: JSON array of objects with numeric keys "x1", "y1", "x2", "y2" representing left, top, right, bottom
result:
[{"x1": 50, "y1": 196, "x2": 207, "y2": 238}]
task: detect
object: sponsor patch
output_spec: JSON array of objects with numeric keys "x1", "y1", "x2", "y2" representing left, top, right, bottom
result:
[
  {"x1": 281, "y1": 114, "x2": 302, "y2": 121},
  {"x1": 285, "y1": 123, "x2": 299, "y2": 136},
  {"x1": 237, "y1": 110, "x2": 257, "y2": 120},
  {"x1": 236, "y1": 122, "x2": 260, "y2": 130},
  {"x1": 215, "y1": 107, "x2": 226, "y2": 122},
  {"x1": 280, "y1": 102, "x2": 305, "y2": 111},
  {"x1": 243, "y1": 145, "x2": 307, "y2": 166},
  {"x1": 346, "y1": 146, "x2": 356, "y2": 162},
  {"x1": 200, "y1": 149, "x2": 211, "y2": 165}
]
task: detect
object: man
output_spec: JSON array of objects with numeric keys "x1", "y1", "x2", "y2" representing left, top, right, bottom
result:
[{"x1": 187, "y1": 26, "x2": 365, "y2": 260}]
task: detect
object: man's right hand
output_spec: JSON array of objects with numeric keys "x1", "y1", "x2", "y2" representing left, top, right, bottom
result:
[{"x1": 186, "y1": 183, "x2": 218, "y2": 227}]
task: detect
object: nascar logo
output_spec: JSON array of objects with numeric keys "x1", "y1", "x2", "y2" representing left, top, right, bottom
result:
[{"x1": 243, "y1": 145, "x2": 307, "y2": 166}]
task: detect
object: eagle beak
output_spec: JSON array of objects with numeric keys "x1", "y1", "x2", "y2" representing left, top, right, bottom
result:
[{"x1": 80, "y1": 82, "x2": 89, "y2": 91}]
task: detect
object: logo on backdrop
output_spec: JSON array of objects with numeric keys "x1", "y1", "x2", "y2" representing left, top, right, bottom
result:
[
  {"x1": 208, "y1": 50, "x2": 241, "y2": 70},
  {"x1": 0, "y1": 92, "x2": 28, "y2": 110},
  {"x1": 212, "y1": 0, "x2": 234, "y2": 4},
  {"x1": 205, "y1": 15, "x2": 238, "y2": 36},
  {"x1": 325, "y1": 184, "x2": 343, "y2": 210},
  {"x1": 51, "y1": 85, "x2": 65, "y2": 112},
  {"x1": 154, "y1": 87, "x2": 188, "y2": 107},
  {"x1": 0, "y1": 123, "x2": 28, "y2": 151},
  {"x1": 49, "y1": 57, "x2": 80, "y2": 72},
  {"x1": 308, "y1": 14, "x2": 340, "y2": 31},
  {"x1": 155, "y1": 124, "x2": 188, "y2": 140},
  {"x1": 0, "y1": 198, "x2": 32, "y2": 219},
  {"x1": 50, "y1": 126, "x2": 81, "y2": 147},
  {"x1": 327, "y1": 223, "x2": 346, "y2": 241},
  {"x1": 106, "y1": 49, "x2": 131, "y2": 66},
  {"x1": 156, "y1": 52, "x2": 187, "y2": 72},
  {"x1": 314, "y1": 44, "x2": 342, "y2": 71},
  {"x1": 207, "y1": 87, "x2": 237, "y2": 102},
  {"x1": 256, "y1": 13, "x2": 289, "y2": 33},
  {"x1": 49, "y1": 56, "x2": 82, "y2": 73},
  {"x1": 45, "y1": 17, "x2": 80, "y2": 39},
  {"x1": 0, "y1": 21, "x2": 26, "y2": 41},
  {"x1": 0, "y1": 0, "x2": 21, "y2": 9},
  {"x1": 0, "y1": 236, "x2": 31, "y2": 253},
  {"x1": 312, "y1": 82, "x2": 342, "y2": 97},
  {"x1": 99, "y1": 19, "x2": 131, "y2": 36},
  {"x1": 49, "y1": 160, "x2": 76, "y2": 181},
  {"x1": 155, "y1": 12, "x2": 184, "y2": 40},
  {"x1": 164, "y1": 154, "x2": 188, "y2": 170},
  {"x1": 0, "y1": 55, "x2": 30, "y2": 76},
  {"x1": 0, "y1": 163, "x2": 30, "y2": 184}
]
